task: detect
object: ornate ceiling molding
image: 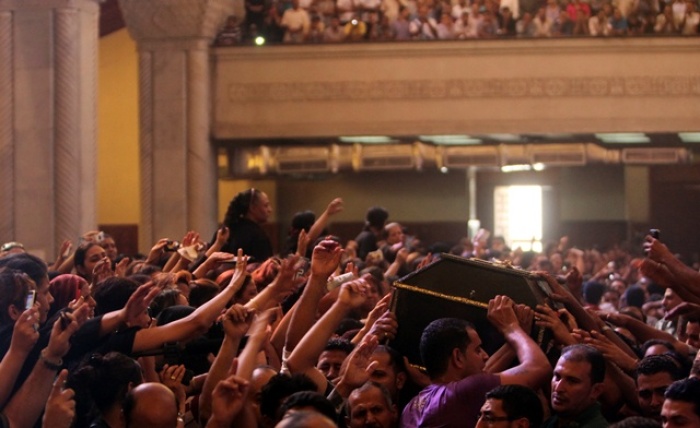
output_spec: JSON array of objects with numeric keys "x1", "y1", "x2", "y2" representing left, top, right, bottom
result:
[{"x1": 228, "y1": 76, "x2": 700, "y2": 103}]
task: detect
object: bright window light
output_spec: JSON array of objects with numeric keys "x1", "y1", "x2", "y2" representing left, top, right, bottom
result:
[{"x1": 494, "y1": 185, "x2": 543, "y2": 253}]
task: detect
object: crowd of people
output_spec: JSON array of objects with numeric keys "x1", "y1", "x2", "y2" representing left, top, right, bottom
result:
[
  {"x1": 1, "y1": 188, "x2": 700, "y2": 427},
  {"x1": 213, "y1": 0, "x2": 700, "y2": 45}
]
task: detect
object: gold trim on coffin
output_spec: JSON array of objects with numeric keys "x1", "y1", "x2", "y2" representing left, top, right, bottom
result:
[
  {"x1": 393, "y1": 281, "x2": 489, "y2": 309},
  {"x1": 391, "y1": 280, "x2": 550, "y2": 364}
]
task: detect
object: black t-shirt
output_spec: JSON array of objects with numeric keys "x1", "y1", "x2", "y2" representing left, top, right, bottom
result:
[{"x1": 220, "y1": 218, "x2": 273, "y2": 262}]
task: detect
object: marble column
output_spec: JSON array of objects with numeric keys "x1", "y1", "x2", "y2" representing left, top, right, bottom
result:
[
  {"x1": 0, "y1": 0, "x2": 98, "y2": 259},
  {"x1": 118, "y1": 0, "x2": 232, "y2": 251}
]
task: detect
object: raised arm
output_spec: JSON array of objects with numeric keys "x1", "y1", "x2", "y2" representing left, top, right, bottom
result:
[
  {"x1": 284, "y1": 240, "x2": 342, "y2": 353},
  {"x1": 3, "y1": 304, "x2": 89, "y2": 428},
  {"x1": 286, "y1": 279, "x2": 370, "y2": 392},
  {"x1": 131, "y1": 250, "x2": 248, "y2": 353},
  {"x1": 0, "y1": 307, "x2": 40, "y2": 408},
  {"x1": 488, "y1": 295, "x2": 551, "y2": 389},
  {"x1": 306, "y1": 198, "x2": 344, "y2": 246},
  {"x1": 199, "y1": 304, "x2": 252, "y2": 423},
  {"x1": 640, "y1": 236, "x2": 700, "y2": 304}
]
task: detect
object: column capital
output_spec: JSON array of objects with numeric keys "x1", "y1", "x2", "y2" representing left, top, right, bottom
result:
[{"x1": 118, "y1": 0, "x2": 234, "y2": 43}]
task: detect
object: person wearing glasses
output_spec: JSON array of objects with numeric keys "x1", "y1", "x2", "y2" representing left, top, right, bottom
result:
[
  {"x1": 219, "y1": 188, "x2": 273, "y2": 263},
  {"x1": 476, "y1": 384, "x2": 544, "y2": 428}
]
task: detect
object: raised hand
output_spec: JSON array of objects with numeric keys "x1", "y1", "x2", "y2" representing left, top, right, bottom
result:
[
  {"x1": 337, "y1": 279, "x2": 370, "y2": 310},
  {"x1": 91, "y1": 257, "x2": 114, "y2": 285},
  {"x1": 145, "y1": 238, "x2": 171, "y2": 265},
  {"x1": 337, "y1": 334, "x2": 379, "y2": 395},
  {"x1": 9, "y1": 306, "x2": 40, "y2": 355},
  {"x1": 123, "y1": 281, "x2": 161, "y2": 327},
  {"x1": 215, "y1": 227, "x2": 230, "y2": 247},
  {"x1": 325, "y1": 198, "x2": 344, "y2": 216},
  {"x1": 227, "y1": 249, "x2": 249, "y2": 291},
  {"x1": 221, "y1": 304, "x2": 254, "y2": 340},
  {"x1": 159, "y1": 363, "x2": 188, "y2": 409},
  {"x1": 310, "y1": 240, "x2": 343, "y2": 279},
  {"x1": 296, "y1": 229, "x2": 311, "y2": 258},
  {"x1": 535, "y1": 304, "x2": 575, "y2": 346},
  {"x1": 45, "y1": 303, "x2": 90, "y2": 363},
  {"x1": 583, "y1": 330, "x2": 638, "y2": 373},
  {"x1": 207, "y1": 359, "x2": 249, "y2": 428},
  {"x1": 42, "y1": 370, "x2": 75, "y2": 428},
  {"x1": 487, "y1": 295, "x2": 519, "y2": 333}
]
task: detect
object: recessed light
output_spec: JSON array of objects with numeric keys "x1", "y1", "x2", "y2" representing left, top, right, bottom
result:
[{"x1": 595, "y1": 133, "x2": 650, "y2": 144}]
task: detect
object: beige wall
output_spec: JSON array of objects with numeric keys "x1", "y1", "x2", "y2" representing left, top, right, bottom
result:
[{"x1": 98, "y1": 29, "x2": 140, "y2": 224}]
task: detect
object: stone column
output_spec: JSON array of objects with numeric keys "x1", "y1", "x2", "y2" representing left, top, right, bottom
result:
[
  {"x1": 0, "y1": 0, "x2": 98, "y2": 259},
  {"x1": 119, "y1": 0, "x2": 232, "y2": 251}
]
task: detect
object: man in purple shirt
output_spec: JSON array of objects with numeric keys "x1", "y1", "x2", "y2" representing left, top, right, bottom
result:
[{"x1": 401, "y1": 295, "x2": 551, "y2": 428}]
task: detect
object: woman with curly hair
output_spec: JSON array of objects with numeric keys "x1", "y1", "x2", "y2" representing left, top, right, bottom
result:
[{"x1": 217, "y1": 188, "x2": 273, "y2": 262}]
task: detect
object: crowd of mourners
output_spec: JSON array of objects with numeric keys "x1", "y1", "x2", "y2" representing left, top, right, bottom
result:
[
  {"x1": 1, "y1": 188, "x2": 700, "y2": 428},
  {"x1": 213, "y1": 0, "x2": 700, "y2": 44}
]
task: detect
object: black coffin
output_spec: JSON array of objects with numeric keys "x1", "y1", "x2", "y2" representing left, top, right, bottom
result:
[{"x1": 388, "y1": 254, "x2": 556, "y2": 368}]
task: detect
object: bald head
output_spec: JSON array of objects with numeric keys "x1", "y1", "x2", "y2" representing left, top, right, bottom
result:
[{"x1": 124, "y1": 382, "x2": 178, "y2": 428}]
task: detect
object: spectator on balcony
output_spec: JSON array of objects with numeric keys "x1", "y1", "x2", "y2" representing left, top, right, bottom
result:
[
  {"x1": 533, "y1": 6, "x2": 554, "y2": 36},
  {"x1": 671, "y1": 0, "x2": 687, "y2": 26},
  {"x1": 610, "y1": 7, "x2": 630, "y2": 34},
  {"x1": 371, "y1": 14, "x2": 397, "y2": 40},
  {"x1": 358, "y1": 0, "x2": 383, "y2": 25},
  {"x1": 451, "y1": 0, "x2": 470, "y2": 20},
  {"x1": 281, "y1": 0, "x2": 311, "y2": 42},
  {"x1": 382, "y1": 0, "x2": 406, "y2": 23},
  {"x1": 478, "y1": 10, "x2": 501, "y2": 36},
  {"x1": 437, "y1": 12, "x2": 457, "y2": 38},
  {"x1": 655, "y1": 4, "x2": 678, "y2": 33},
  {"x1": 545, "y1": 0, "x2": 562, "y2": 23},
  {"x1": 392, "y1": 7, "x2": 413, "y2": 39},
  {"x1": 323, "y1": 15, "x2": 345, "y2": 41},
  {"x1": 516, "y1": 11, "x2": 537, "y2": 36},
  {"x1": 337, "y1": 0, "x2": 358, "y2": 24},
  {"x1": 553, "y1": 10, "x2": 575, "y2": 34},
  {"x1": 263, "y1": 6, "x2": 285, "y2": 43},
  {"x1": 615, "y1": 0, "x2": 637, "y2": 18},
  {"x1": 498, "y1": 6, "x2": 518, "y2": 35},
  {"x1": 410, "y1": 5, "x2": 440, "y2": 39},
  {"x1": 316, "y1": 0, "x2": 337, "y2": 24},
  {"x1": 344, "y1": 15, "x2": 369, "y2": 41},
  {"x1": 307, "y1": 15, "x2": 326, "y2": 42},
  {"x1": 679, "y1": 1, "x2": 700, "y2": 34},
  {"x1": 567, "y1": 0, "x2": 592, "y2": 22},
  {"x1": 455, "y1": 10, "x2": 477, "y2": 37},
  {"x1": 589, "y1": 8, "x2": 613, "y2": 35},
  {"x1": 245, "y1": 0, "x2": 267, "y2": 38}
]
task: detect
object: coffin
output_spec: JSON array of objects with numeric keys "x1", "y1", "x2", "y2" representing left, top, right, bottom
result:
[{"x1": 388, "y1": 254, "x2": 557, "y2": 368}]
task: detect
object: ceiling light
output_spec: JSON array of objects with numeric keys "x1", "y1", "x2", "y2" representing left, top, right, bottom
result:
[
  {"x1": 501, "y1": 164, "x2": 532, "y2": 173},
  {"x1": 419, "y1": 135, "x2": 482, "y2": 145},
  {"x1": 595, "y1": 133, "x2": 650, "y2": 144},
  {"x1": 338, "y1": 136, "x2": 396, "y2": 144},
  {"x1": 679, "y1": 133, "x2": 700, "y2": 143}
]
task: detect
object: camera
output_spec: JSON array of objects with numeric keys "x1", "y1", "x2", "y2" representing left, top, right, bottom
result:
[{"x1": 649, "y1": 229, "x2": 660, "y2": 240}]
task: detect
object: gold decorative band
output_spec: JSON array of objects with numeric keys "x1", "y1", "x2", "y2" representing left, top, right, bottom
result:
[{"x1": 393, "y1": 282, "x2": 489, "y2": 309}]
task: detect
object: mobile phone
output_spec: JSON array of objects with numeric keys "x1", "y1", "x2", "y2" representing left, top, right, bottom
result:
[
  {"x1": 650, "y1": 229, "x2": 661, "y2": 240},
  {"x1": 25, "y1": 290, "x2": 36, "y2": 310},
  {"x1": 59, "y1": 311, "x2": 71, "y2": 330}
]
